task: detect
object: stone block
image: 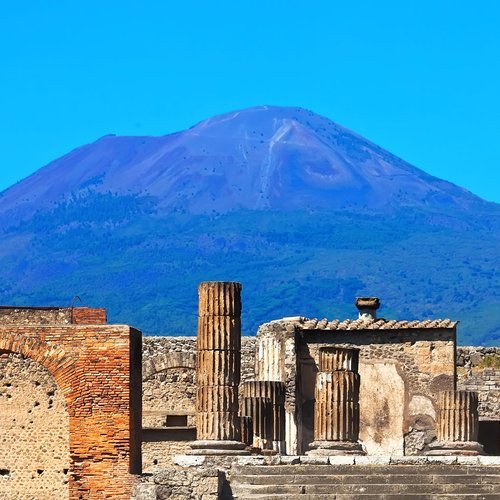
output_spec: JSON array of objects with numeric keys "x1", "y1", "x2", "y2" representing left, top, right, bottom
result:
[
  {"x1": 173, "y1": 455, "x2": 206, "y2": 467},
  {"x1": 354, "y1": 455, "x2": 390, "y2": 465},
  {"x1": 456, "y1": 456, "x2": 480, "y2": 465},
  {"x1": 426, "y1": 455, "x2": 458, "y2": 464},
  {"x1": 478, "y1": 455, "x2": 500, "y2": 465},
  {"x1": 133, "y1": 483, "x2": 157, "y2": 500},
  {"x1": 390, "y1": 455, "x2": 428, "y2": 464},
  {"x1": 300, "y1": 455, "x2": 329, "y2": 465},
  {"x1": 235, "y1": 456, "x2": 266, "y2": 466},
  {"x1": 280, "y1": 455, "x2": 301, "y2": 464},
  {"x1": 328, "y1": 455, "x2": 355, "y2": 465}
]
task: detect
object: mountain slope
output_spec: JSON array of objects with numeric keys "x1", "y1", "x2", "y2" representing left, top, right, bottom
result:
[{"x1": 0, "y1": 106, "x2": 499, "y2": 345}]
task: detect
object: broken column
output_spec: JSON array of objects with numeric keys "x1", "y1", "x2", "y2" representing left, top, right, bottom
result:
[
  {"x1": 242, "y1": 380, "x2": 286, "y2": 453},
  {"x1": 190, "y1": 281, "x2": 248, "y2": 455},
  {"x1": 308, "y1": 347, "x2": 365, "y2": 455},
  {"x1": 427, "y1": 390, "x2": 484, "y2": 455}
]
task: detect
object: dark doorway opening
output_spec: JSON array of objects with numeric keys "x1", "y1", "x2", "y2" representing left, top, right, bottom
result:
[{"x1": 478, "y1": 420, "x2": 500, "y2": 455}]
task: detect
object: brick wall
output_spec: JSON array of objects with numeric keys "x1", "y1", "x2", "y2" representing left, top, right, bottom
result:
[
  {"x1": 0, "y1": 324, "x2": 141, "y2": 499},
  {"x1": 71, "y1": 307, "x2": 107, "y2": 325}
]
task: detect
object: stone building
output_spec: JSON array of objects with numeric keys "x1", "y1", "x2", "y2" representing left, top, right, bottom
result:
[
  {"x1": 141, "y1": 298, "x2": 499, "y2": 465},
  {"x1": 0, "y1": 288, "x2": 499, "y2": 498}
]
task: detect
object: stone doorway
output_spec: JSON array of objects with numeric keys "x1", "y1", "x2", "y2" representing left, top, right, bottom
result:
[
  {"x1": 478, "y1": 420, "x2": 500, "y2": 455},
  {"x1": 0, "y1": 353, "x2": 70, "y2": 499}
]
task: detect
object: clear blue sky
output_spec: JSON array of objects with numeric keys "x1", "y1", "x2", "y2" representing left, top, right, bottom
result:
[{"x1": 1, "y1": 1, "x2": 499, "y2": 202}]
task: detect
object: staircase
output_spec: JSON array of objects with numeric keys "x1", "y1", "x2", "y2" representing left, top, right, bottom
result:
[{"x1": 227, "y1": 464, "x2": 500, "y2": 499}]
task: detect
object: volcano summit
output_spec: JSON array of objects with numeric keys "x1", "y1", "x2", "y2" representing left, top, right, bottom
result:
[{"x1": 0, "y1": 106, "x2": 498, "y2": 344}]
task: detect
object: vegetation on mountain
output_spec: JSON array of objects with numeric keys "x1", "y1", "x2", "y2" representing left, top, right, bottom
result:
[{"x1": 0, "y1": 107, "x2": 498, "y2": 345}]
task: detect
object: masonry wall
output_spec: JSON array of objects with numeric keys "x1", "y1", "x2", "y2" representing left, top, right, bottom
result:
[
  {"x1": 0, "y1": 306, "x2": 107, "y2": 326},
  {"x1": 0, "y1": 324, "x2": 141, "y2": 499},
  {"x1": 141, "y1": 336, "x2": 255, "y2": 469},
  {"x1": 457, "y1": 347, "x2": 500, "y2": 420},
  {"x1": 0, "y1": 353, "x2": 70, "y2": 499},
  {"x1": 298, "y1": 329, "x2": 456, "y2": 456}
]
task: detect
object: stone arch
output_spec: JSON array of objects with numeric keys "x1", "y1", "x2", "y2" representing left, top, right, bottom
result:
[
  {"x1": 0, "y1": 333, "x2": 76, "y2": 402},
  {"x1": 142, "y1": 351, "x2": 196, "y2": 426},
  {"x1": 0, "y1": 333, "x2": 76, "y2": 498},
  {"x1": 143, "y1": 351, "x2": 195, "y2": 381}
]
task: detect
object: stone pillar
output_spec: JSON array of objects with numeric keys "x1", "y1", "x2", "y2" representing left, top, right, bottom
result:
[
  {"x1": 427, "y1": 390, "x2": 484, "y2": 455},
  {"x1": 242, "y1": 381, "x2": 286, "y2": 452},
  {"x1": 190, "y1": 281, "x2": 248, "y2": 455},
  {"x1": 308, "y1": 347, "x2": 364, "y2": 456},
  {"x1": 242, "y1": 397, "x2": 273, "y2": 450},
  {"x1": 239, "y1": 416, "x2": 253, "y2": 447}
]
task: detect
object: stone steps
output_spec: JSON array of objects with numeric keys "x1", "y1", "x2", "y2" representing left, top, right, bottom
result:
[
  {"x1": 227, "y1": 464, "x2": 500, "y2": 499},
  {"x1": 233, "y1": 473, "x2": 500, "y2": 485},
  {"x1": 233, "y1": 495, "x2": 500, "y2": 500}
]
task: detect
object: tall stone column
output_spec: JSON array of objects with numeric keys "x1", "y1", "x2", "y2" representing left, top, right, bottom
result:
[
  {"x1": 190, "y1": 281, "x2": 248, "y2": 455},
  {"x1": 427, "y1": 390, "x2": 484, "y2": 455},
  {"x1": 242, "y1": 381, "x2": 286, "y2": 452},
  {"x1": 308, "y1": 347, "x2": 364, "y2": 456}
]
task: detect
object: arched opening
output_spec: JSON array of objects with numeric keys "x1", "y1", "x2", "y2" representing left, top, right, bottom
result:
[
  {"x1": 142, "y1": 352, "x2": 196, "y2": 470},
  {"x1": 0, "y1": 352, "x2": 70, "y2": 499}
]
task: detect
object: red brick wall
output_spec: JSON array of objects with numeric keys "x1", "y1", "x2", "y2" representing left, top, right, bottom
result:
[
  {"x1": 71, "y1": 307, "x2": 107, "y2": 325},
  {"x1": 0, "y1": 325, "x2": 141, "y2": 499}
]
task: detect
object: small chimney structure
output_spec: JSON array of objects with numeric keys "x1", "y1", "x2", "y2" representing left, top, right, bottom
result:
[{"x1": 355, "y1": 297, "x2": 380, "y2": 320}]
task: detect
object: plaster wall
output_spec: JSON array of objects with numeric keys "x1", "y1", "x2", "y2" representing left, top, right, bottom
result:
[{"x1": 295, "y1": 328, "x2": 455, "y2": 455}]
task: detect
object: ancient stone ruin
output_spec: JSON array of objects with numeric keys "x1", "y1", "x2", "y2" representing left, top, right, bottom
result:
[{"x1": 0, "y1": 285, "x2": 498, "y2": 499}]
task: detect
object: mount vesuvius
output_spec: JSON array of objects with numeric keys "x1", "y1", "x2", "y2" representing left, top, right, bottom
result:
[{"x1": 0, "y1": 106, "x2": 498, "y2": 344}]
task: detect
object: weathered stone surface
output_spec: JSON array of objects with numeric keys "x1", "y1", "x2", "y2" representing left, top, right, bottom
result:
[
  {"x1": 258, "y1": 315, "x2": 457, "y2": 456},
  {"x1": 240, "y1": 415, "x2": 253, "y2": 447},
  {"x1": 243, "y1": 380, "x2": 286, "y2": 446},
  {"x1": 195, "y1": 412, "x2": 241, "y2": 441},
  {"x1": 0, "y1": 322, "x2": 142, "y2": 499},
  {"x1": 196, "y1": 349, "x2": 241, "y2": 386},
  {"x1": 193, "y1": 281, "x2": 244, "y2": 449},
  {"x1": 328, "y1": 455, "x2": 356, "y2": 465},
  {"x1": 319, "y1": 346, "x2": 359, "y2": 372},
  {"x1": 196, "y1": 385, "x2": 240, "y2": 413},
  {"x1": 197, "y1": 316, "x2": 242, "y2": 352},
  {"x1": 359, "y1": 362, "x2": 405, "y2": 455},
  {"x1": 172, "y1": 454, "x2": 206, "y2": 467},
  {"x1": 313, "y1": 371, "x2": 360, "y2": 442},
  {"x1": 436, "y1": 390, "x2": 479, "y2": 442},
  {"x1": 141, "y1": 467, "x2": 223, "y2": 500},
  {"x1": 0, "y1": 354, "x2": 70, "y2": 499},
  {"x1": 457, "y1": 346, "x2": 500, "y2": 421},
  {"x1": 242, "y1": 396, "x2": 273, "y2": 447}
]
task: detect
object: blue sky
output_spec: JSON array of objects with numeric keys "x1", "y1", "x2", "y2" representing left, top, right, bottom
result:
[{"x1": 1, "y1": 1, "x2": 499, "y2": 202}]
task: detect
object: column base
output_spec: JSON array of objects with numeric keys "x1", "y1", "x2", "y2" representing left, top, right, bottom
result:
[
  {"x1": 426, "y1": 440, "x2": 484, "y2": 456},
  {"x1": 189, "y1": 440, "x2": 250, "y2": 455},
  {"x1": 306, "y1": 440, "x2": 366, "y2": 456}
]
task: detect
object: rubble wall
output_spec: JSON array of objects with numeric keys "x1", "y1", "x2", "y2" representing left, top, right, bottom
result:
[
  {"x1": 457, "y1": 346, "x2": 500, "y2": 420},
  {"x1": 0, "y1": 353, "x2": 70, "y2": 499},
  {"x1": 141, "y1": 336, "x2": 255, "y2": 469}
]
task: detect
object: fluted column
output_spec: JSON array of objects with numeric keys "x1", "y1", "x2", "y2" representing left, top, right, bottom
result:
[
  {"x1": 242, "y1": 397, "x2": 273, "y2": 449},
  {"x1": 190, "y1": 281, "x2": 248, "y2": 455},
  {"x1": 427, "y1": 390, "x2": 484, "y2": 455},
  {"x1": 239, "y1": 416, "x2": 253, "y2": 447},
  {"x1": 308, "y1": 347, "x2": 364, "y2": 456},
  {"x1": 242, "y1": 381, "x2": 286, "y2": 452}
]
